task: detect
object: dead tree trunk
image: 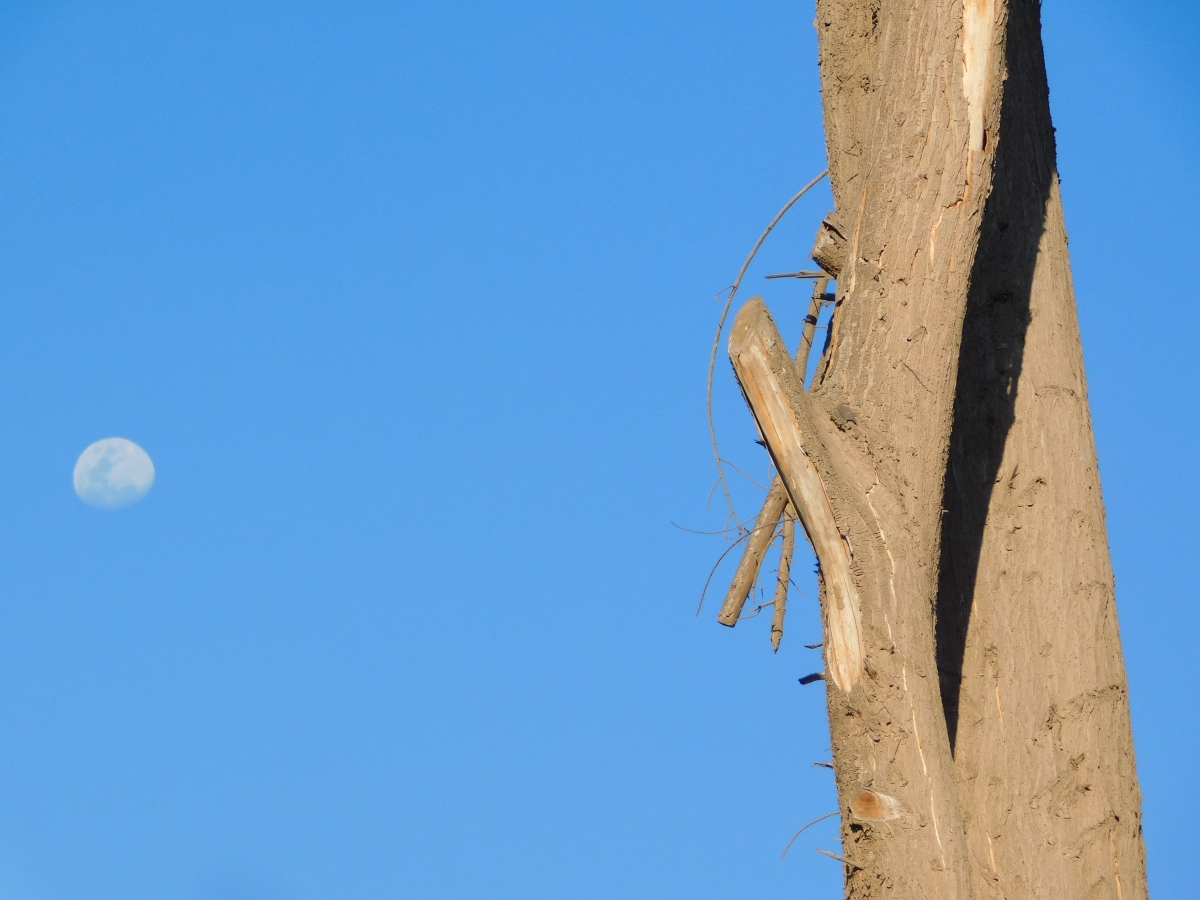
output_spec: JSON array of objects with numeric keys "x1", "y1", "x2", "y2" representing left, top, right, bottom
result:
[{"x1": 720, "y1": 1, "x2": 1148, "y2": 896}]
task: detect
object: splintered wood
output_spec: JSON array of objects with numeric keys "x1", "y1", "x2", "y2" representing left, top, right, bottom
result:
[{"x1": 727, "y1": 297, "x2": 863, "y2": 691}]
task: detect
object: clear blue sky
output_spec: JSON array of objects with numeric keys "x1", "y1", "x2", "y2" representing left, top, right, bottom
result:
[{"x1": 1, "y1": 2, "x2": 1195, "y2": 897}]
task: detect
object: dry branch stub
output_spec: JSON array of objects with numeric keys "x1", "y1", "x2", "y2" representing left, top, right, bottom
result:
[
  {"x1": 796, "y1": 276, "x2": 830, "y2": 380},
  {"x1": 809, "y1": 212, "x2": 848, "y2": 278}
]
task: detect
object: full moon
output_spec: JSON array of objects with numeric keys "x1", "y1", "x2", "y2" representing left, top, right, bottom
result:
[{"x1": 73, "y1": 438, "x2": 156, "y2": 509}]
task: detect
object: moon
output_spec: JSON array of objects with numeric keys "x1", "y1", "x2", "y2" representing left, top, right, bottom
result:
[{"x1": 73, "y1": 438, "x2": 156, "y2": 509}]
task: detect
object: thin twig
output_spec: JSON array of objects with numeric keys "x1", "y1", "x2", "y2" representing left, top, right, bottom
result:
[
  {"x1": 764, "y1": 270, "x2": 828, "y2": 279},
  {"x1": 671, "y1": 522, "x2": 746, "y2": 537},
  {"x1": 780, "y1": 811, "x2": 839, "y2": 860},
  {"x1": 737, "y1": 599, "x2": 775, "y2": 620},
  {"x1": 816, "y1": 848, "x2": 863, "y2": 870},
  {"x1": 696, "y1": 532, "x2": 751, "y2": 615},
  {"x1": 706, "y1": 169, "x2": 828, "y2": 523},
  {"x1": 716, "y1": 457, "x2": 770, "y2": 491},
  {"x1": 695, "y1": 516, "x2": 792, "y2": 616}
]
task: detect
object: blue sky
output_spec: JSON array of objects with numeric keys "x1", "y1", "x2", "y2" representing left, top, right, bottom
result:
[{"x1": 0, "y1": 2, "x2": 1195, "y2": 897}]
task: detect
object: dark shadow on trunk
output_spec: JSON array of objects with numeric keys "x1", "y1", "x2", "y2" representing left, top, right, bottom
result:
[{"x1": 936, "y1": 0, "x2": 1059, "y2": 754}]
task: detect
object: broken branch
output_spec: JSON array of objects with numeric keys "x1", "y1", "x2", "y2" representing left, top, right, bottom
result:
[
  {"x1": 716, "y1": 480, "x2": 789, "y2": 626},
  {"x1": 717, "y1": 278, "x2": 827, "y2": 630},
  {"x1": 728, "y1": 297, "x2": 864, "y2": 691}
]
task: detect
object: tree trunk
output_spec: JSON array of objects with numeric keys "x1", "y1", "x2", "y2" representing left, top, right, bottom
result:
[{"x1": 722, "y1": 1, "x2": 1148, "y2": 896}]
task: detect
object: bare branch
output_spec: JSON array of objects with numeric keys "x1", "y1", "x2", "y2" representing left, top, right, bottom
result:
[{"x1": 795, "y1": 277, "x2": 830, "y2": 382}]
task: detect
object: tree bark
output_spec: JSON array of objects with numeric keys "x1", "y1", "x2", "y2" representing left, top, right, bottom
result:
[
  {"x1": 721, "y1": 0, "x2": 1147, "y2": 896},
  {"x1": 935, "y1": 3, "x2": 1148, "y2": 895}
]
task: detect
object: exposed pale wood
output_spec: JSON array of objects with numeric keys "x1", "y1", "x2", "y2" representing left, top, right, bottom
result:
[
  {"x1": 728, "y1": 300, "x2": 863, "y2": 691},
  {"x1": 715, "y1": 480, "x2": 788, "y2": 626},
  {"x1": 963, "y1": 0, "x2": 998, "y2": 155},
  {"x1": 769, "y1": 510, "x2": 795, "y2": 652}
]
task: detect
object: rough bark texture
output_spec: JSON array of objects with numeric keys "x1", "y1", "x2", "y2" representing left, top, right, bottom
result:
[
  {"x1": 718, "y1": 0, "x2": 1147, "y2": 896},
  {"x1": 935, "y1": 4, "x2": 1148, "y2": 897},
  {"x1": 806, "y1": 0, "x2": 997, "y2": 894}
]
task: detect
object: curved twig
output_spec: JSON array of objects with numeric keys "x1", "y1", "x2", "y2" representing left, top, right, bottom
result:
[
  {"x1": 695, "y1": 516, "x2": 792, "y2": 616},
  {"x1": 695, "y1": 532, "x2": 752, "y2": 616},
  {"x1": 781, "y1": 811, "x2": 840, "y2": 860},
  {"x1": 706, "y1": 169, "x2": 828, "y2": 522},
  {"x1": 716, "y1": 457, "x2": 770, "y2": 490},
  {"x1": 671, "y1": 522, "x2": 745, "y2": 537}
]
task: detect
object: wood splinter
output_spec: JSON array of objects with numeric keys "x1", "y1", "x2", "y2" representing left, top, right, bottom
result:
[
  {"x1": 770, "y1": 509, "x2": 795, "y2": 652},
  {"x1": 728, "y1": 296, "x2": 864, "y2": 692}
]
